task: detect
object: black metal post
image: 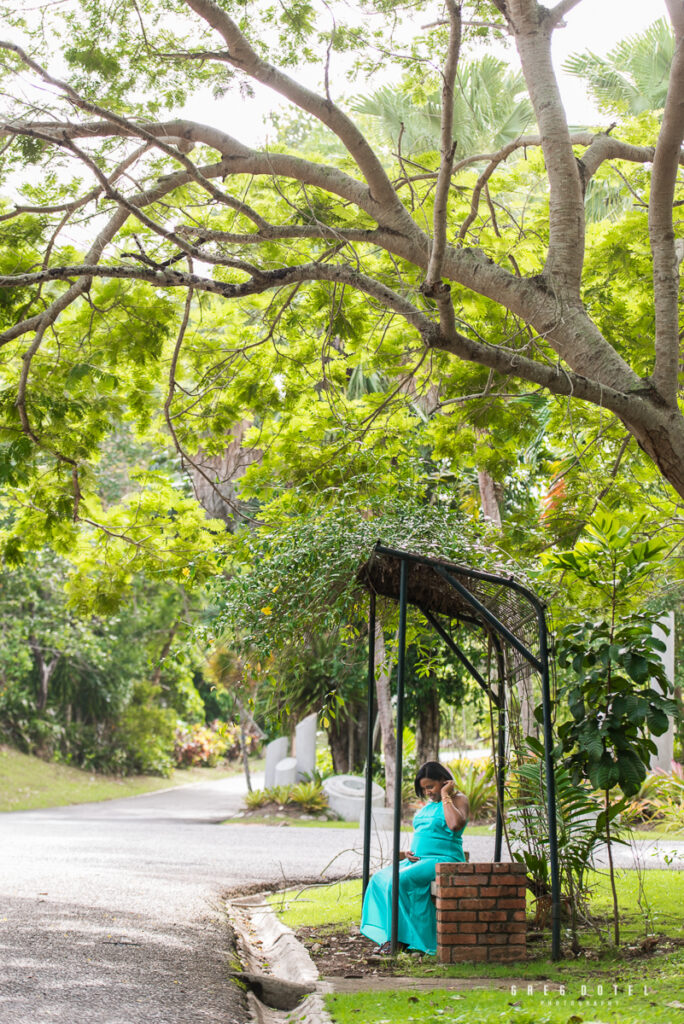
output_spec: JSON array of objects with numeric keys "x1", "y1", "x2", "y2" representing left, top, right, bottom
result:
[
  {"x1": 391, "y1": 558, "x2": 408, "y2": 953},
  {"x1": 362, "y1": 592, "x2": 376, "y2": 899},
  {"x1": 538, "y1": 609, "x2": 561, "y2": 960},
  {"x1": 493, "y1": 641, "x2": 506, "y2": 863}
]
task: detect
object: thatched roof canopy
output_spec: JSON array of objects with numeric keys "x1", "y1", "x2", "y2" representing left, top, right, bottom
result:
[{"x1": 359, "y1": 543, "x2": 545, "y2": 673}]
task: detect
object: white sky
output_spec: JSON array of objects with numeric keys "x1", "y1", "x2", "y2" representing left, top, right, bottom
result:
[{"x1": 182, "y1": 0, "x2": 670, "y2": 145}]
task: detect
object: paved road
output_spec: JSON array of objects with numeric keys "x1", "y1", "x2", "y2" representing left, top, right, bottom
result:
[
  {"x1": 1, "y1": 774, "x2": 682, "y2": 1024},
  {"x1": 0, "y1": 774, "x2": 356, "y2": 1024}
]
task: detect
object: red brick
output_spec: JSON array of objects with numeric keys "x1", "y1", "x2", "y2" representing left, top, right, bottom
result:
[
  {"x1": 499, "y1": 898, "x2": 526, "y2": 909},
  {"x1": 446, "y1": 875, "x2": 485, "y2": 887},
  {"x1": 485, "y1": 921, "x2": 527, "y2": 934},
  {"x1": 438, "y1": 911, "x2": 477, "y2": 922},
  {"x1": 478, "y1": 886, "x2": 504, "y2": 897},
  {"x1": 511, "y1": 910, "x2": 527, "y2": 921},
  {"x1": 438, "y1": 862, "x2": 473, "y2": 875},
  {"x1": 484, "y1": 933, "x2": 512, "y2": 945},
  {"x1": 438, "y1": 922, "x2": 464, "y2": 936},
  {"x1": 485, "y1": 873, "x2": 525, "y2": 886},
  {"x1": 479, "y1": 911, "x2": 507, "y2": 922},
  {"x1": 440, "y1": 929, "x2": 478, "y2": 943},
  {"x1": 488, "y1": 947, "x2": 527, "y2": 962},
  {"x1": 444, "y1": 946, "x2": 488, "y2": 962},
  {"x1": 437, "y1": 944, "x2": 453, "y2": 963},
  {"x1": 492, "y1": 862, "x2": 527, "y2": 874},
  {"x1": 438, "y1": 885, "x2": 479, "y2": 899},
  {"x1": 499, "y1": 885, "x2": 526, "y2": 896},
  {"x1": 473, "y1": 863, "x2": 493, "y2": 873},
  {"x1": 459, "y1": 922, "x2": 488, "y2": 934},
  {"x1": 459, "y1": 898, "x2": 496, "y2": 910}
]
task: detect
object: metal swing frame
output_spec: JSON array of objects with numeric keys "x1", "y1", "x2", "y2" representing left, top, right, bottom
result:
[{"x1": 359, "y1": 543, "x2": 561, "y2": 961}]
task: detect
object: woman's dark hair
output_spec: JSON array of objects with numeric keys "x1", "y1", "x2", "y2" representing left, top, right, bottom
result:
[{"x1": 414, "y1": 761, "x2": 454, "y2": 798}]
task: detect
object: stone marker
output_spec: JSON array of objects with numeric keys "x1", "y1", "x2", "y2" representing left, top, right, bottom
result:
[
  {"x1": 264, "y1": 736, "x2": 289, "y2": 789},
  {"x1": 295, "y1": 712, "x2": 317, "y2": 781},
  {"x1": 274, "y1": 756, "x2": 298, "y2": 787},
  {"x1": 323, "y1": 774, "x2": 385, "y2": 821}
]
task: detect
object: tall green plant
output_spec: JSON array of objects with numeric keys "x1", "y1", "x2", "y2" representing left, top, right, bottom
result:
[{"x1": 545, "y1": 512, "x2": 677, "y2": 944}]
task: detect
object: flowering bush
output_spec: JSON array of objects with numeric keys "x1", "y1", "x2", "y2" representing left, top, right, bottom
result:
[
  {"x1": 174, "y1": 721, "x2": 230, "y2": 767},
  {"x1": 174, "y1": 719, "x2": 263, "y2": 767}
]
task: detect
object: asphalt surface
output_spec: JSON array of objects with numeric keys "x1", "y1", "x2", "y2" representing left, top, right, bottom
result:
[
  {"x1": 0, "y1": 773, "x2": 355, "y2": 1024},
  {"x1": 1, "y1": 773, "x2": 682, "y2": 1024}
]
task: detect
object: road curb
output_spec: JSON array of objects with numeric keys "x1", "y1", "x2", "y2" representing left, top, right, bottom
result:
[{"x1": 227, "y1": 894, "x2": 334, "y2": 1024}]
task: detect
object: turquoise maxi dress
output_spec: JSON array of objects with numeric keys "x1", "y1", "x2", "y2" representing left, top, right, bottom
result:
[{"x1": 360, "y1": 800, "x2": 466, "y2": 955}]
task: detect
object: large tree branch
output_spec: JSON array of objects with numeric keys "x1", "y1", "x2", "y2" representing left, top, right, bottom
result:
[
  {"x1": 650, "y1": 1, "x2": 684, "y2": 405},
  {"x1": 0, "y1": 114, "x2": 407, "y2": 228},
  {"x1": 0, "y1": 257, "x2": 647, "y2": 418},
  {"x1": 508, "y1": 0, "x2": 585, "y2": 296},
  {"x1": 181, "y1": 0, "x2": 411, "y2": 223},
  {"x1": 425, "y1": 0, "x2": 461, "y2": 287},
  {"x1": 548, "y1": 0, "x2": 584, "y2": 27}
]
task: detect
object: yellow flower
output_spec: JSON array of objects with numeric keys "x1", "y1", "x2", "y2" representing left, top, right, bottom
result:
[
  {"x1": 260, "y1": 605, "x2": 273, "y2": 615},
  {"x1": 181, "y1": 567, "x2": 190, "y2": 577}
]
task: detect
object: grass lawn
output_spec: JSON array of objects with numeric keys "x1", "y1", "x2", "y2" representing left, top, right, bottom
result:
[
  {"x1": 327, "y1": 979, "x2": 684, "y2": 1024},
  {"x1": 223, "y1": 814, "x2": 362, "y2": 828},
  {"x1": 0, "y1": 745, "x2": 257, "y2": 811},
  {"x1": 269, "y1": 870, "x2": 684, "y2": 1024}
]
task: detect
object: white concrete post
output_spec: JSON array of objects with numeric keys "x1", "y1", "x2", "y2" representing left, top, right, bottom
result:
[
  {"x1": 295, "y1": 712, "x2": 318, "y2": 781},
  {"x1": 264, "y1": 736, "x2": 289, "y2": 789}
]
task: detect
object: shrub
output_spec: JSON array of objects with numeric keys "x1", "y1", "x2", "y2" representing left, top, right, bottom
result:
[
  {"x1": 116, "y1": 695, "x2": 176, "y2": 776},
  {"x1": 242, "y1": 781, "x2": 329, "y2": 814},
  {"x1": 622, "y1": 762, "x2": 684, "y2": 828},
  {"x1": 289, "y1": 781, "x2": 328, "y2": 812}
]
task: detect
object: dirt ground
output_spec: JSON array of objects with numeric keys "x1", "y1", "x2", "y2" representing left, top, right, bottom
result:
[{"x1": 295, "y1": 923, "x2": 426, "y2": 977}]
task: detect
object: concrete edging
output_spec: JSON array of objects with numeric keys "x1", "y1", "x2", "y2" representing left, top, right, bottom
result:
[{"x1": 227, "y1": 894, "x2": 334, "y2": 1024}]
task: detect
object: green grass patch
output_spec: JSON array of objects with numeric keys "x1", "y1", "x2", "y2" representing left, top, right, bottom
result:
[
  {"x1": 326, "y1": 979, "x2": 684, "y2": 1024},
  {"x1": 0, "y1": 745, "x2": 251, "y2": 811},
  {"x1": 270, "y1": 869, "x2": 684, "y2": 974},
  {"x1": 269, "y1": 879, "x2": 364, "y2": 930},
  {"x1": 224, "y1": 814, "x2": 360, "y2": 828}
]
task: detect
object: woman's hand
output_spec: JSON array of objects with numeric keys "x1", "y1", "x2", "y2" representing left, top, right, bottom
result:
[
  {"x1": 441, "y1": 782, "x2": 469, "y2": 832},
  {"x1": 399, "y1": 851, "x2": 420, "y2": 862}
]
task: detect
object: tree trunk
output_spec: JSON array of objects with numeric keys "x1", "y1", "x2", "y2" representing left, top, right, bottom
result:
[
  {"x1": 184, "y1": 420, "x2": 261, "y2": 527},
  {"x1": 415, "y1": 681, "x2": 441, "y2": 766},
  {"x1": 30, "y1": 638, "x2": 59, "y2": 712},
  {"x1": 373, "y1": 617, "x2": 397, "y2": 807},
  {"x1": 236, "y1": 699, "x2": 252, "y2": 793},
  {"x1": 327, "y1": 715, "x2": 350, "y2": 774},
  {"x1": 478, "y1": 468, "x2": 502, "y2": 529}
]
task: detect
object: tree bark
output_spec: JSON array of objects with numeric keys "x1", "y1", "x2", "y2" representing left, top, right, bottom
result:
[
  {"x1": 29, "y1": 638, "x2": 59, "y2": 712},
  {"x1": 328, "y1": 715, "x2": 350, "y2": 774},
  {"x1": 373, "y1": 616, "x2": 397, "y2": 808},
  {"x1": 415, "y1": 682, "x2": 441, "y2": 765}
]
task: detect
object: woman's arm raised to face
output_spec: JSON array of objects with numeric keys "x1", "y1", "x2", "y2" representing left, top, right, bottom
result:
[{"x1": 441, "y1": 780, "x2": 469, "y2": 832}]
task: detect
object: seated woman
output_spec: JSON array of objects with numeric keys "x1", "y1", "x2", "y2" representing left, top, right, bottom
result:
[{"x1": 360, "y1": 761, "x2": 469, "y2": 956}]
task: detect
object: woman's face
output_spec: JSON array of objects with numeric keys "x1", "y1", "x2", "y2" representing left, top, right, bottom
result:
[{"x1": 419, "y1": 776, "x2": 445, "y2": 802}]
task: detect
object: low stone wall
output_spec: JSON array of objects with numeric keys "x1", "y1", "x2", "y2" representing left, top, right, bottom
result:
[{"x1": 434, "y1": 862, "x2": 527, "y2": 963}]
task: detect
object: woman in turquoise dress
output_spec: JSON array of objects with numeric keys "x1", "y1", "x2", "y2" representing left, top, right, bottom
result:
[{"x1": 360, "y1": 761, "x2": 469, "y2": 955}]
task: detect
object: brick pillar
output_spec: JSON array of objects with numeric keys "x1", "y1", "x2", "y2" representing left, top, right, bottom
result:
[{"x1": 435, "y1": 862, "x2": 527, "y2": 963}]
